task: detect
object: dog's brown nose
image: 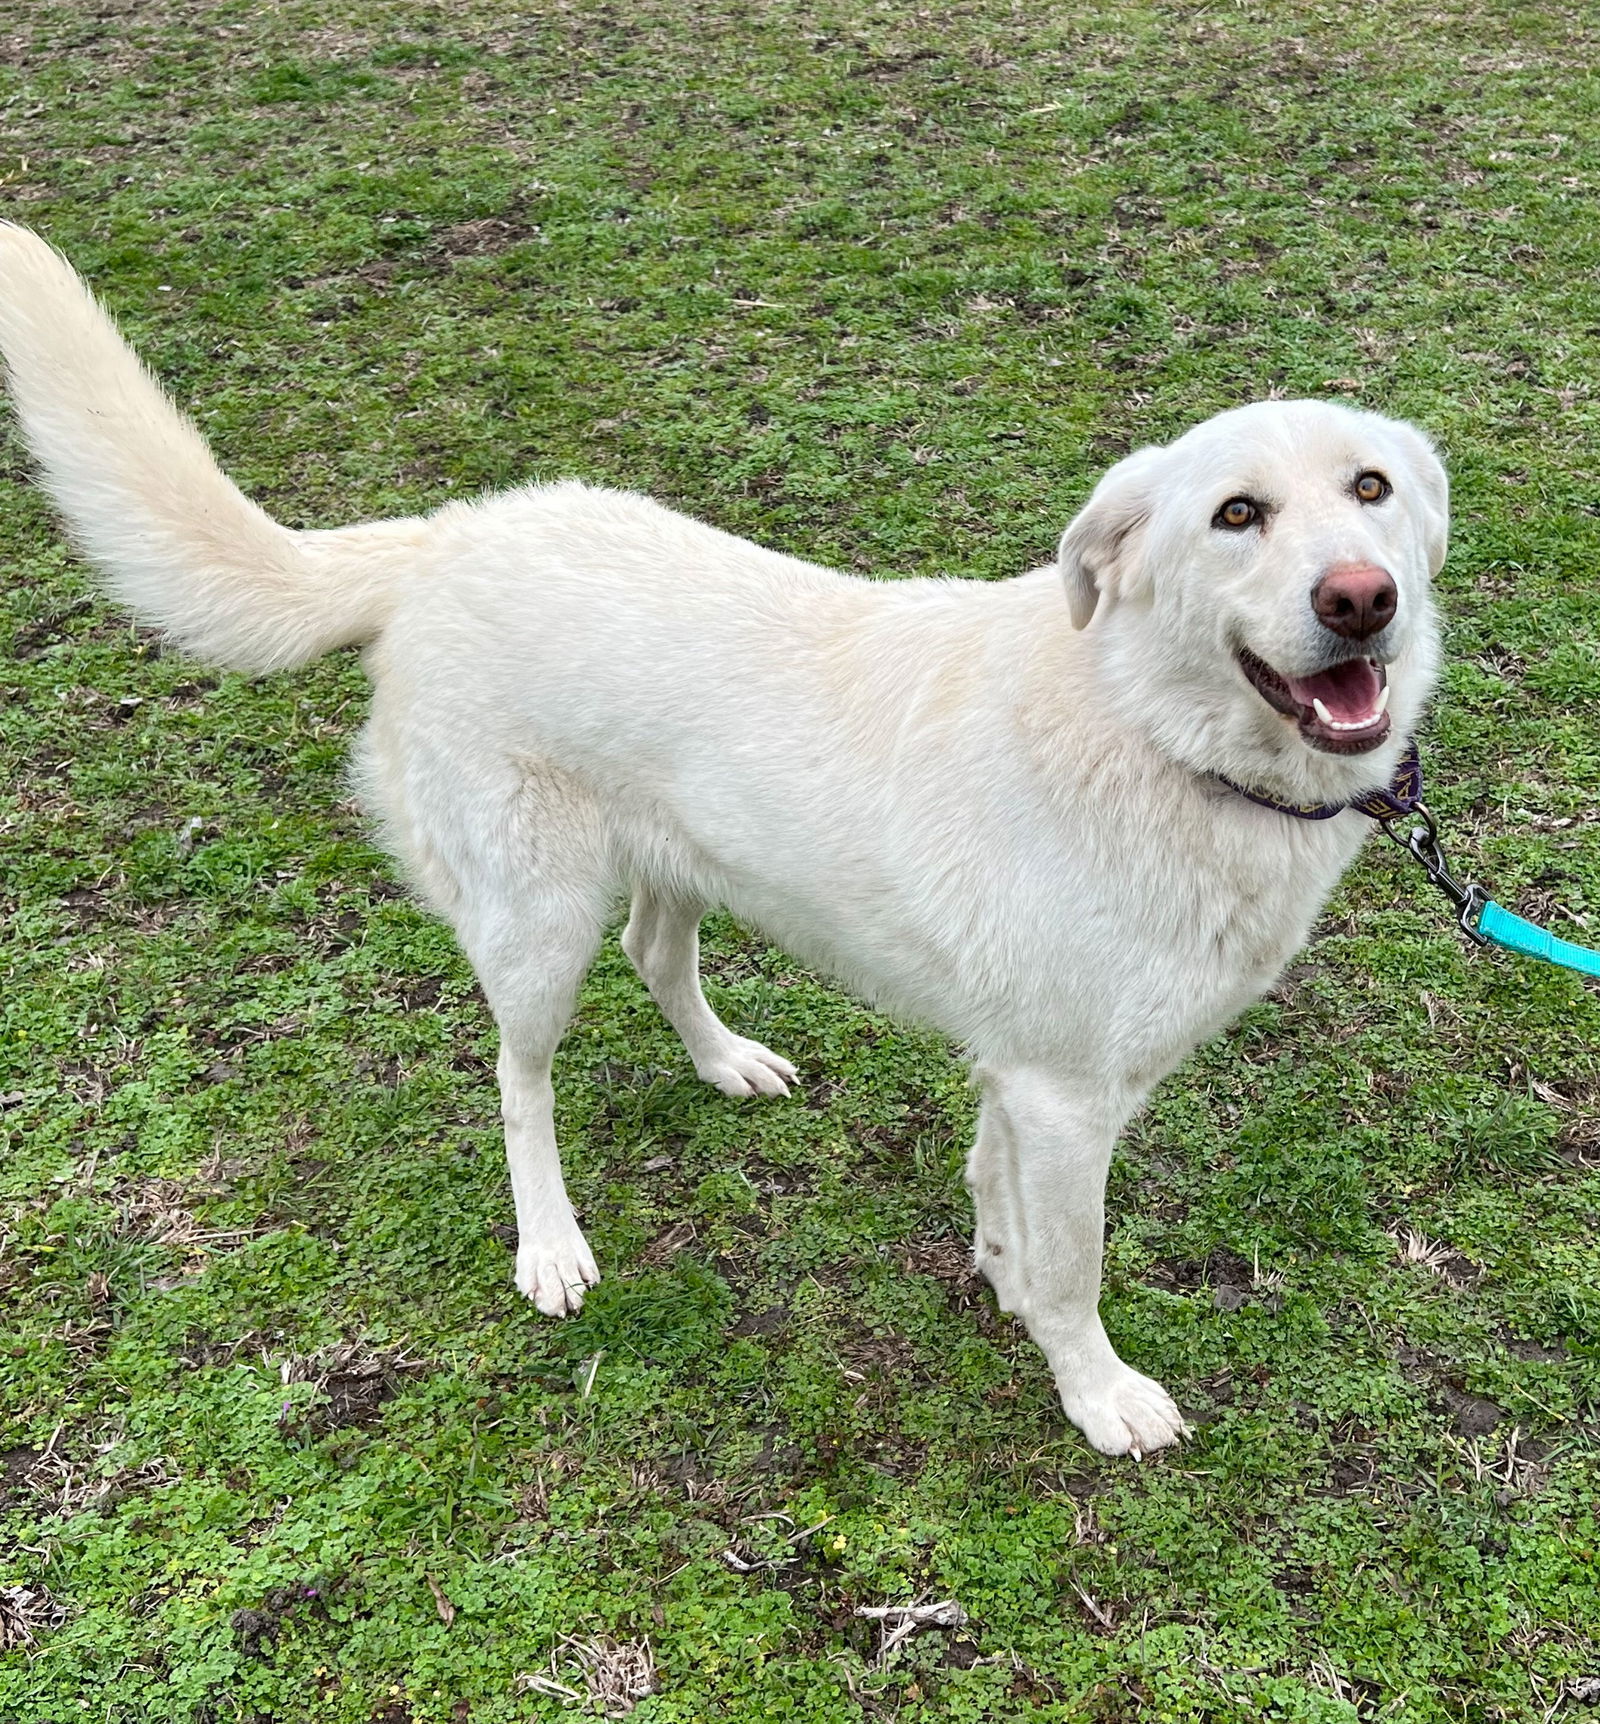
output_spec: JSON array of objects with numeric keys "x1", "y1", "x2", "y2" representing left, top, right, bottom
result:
[{"x1": 1312, "y1": 564, "x2": 1398, "y2": 641}]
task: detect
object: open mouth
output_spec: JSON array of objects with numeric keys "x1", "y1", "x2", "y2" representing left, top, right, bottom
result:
[{"x1": 1236, "y1": 647, "x2": 1392, "y2": 755}]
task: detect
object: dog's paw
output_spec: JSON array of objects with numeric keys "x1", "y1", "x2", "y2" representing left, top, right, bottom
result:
[
  {"x1": 696, "y1": 1036, "x2": 797, "y2": 1099},
  {"x1": 516, "y1": 1225, "x2": 600, "y2": 1317},
  {"x1": 1059, "y1": 1364, "x2": 1188, "y2": 1459}
]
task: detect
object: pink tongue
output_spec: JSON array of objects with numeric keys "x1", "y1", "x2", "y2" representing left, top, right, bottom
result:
[{"x1": 1286, "y1": 658, "x2": 1380, "y2": 722}]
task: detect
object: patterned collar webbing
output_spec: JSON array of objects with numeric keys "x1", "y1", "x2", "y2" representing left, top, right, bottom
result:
[{"x1": 1214, "y1": 742, "x2": 1424, "y2": 823}]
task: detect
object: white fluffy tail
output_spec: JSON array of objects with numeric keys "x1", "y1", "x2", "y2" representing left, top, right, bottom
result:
[{"x1": 0, "y1": 223, "x2": 422, "y2": 672}]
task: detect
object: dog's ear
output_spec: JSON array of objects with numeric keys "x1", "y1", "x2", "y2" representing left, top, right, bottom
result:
[{"x1": 1057, "y1": 445, "x2": 1166, "y2": 630}]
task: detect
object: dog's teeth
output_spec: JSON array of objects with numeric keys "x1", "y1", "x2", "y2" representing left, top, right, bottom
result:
[{"x1": 1311, "y1": 686, "x2": 1391, "y2": 732}]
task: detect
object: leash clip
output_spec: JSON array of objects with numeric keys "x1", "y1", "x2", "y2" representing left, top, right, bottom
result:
[{"x1": 1379, "y1": 803, "x2": 1490, "y2": 946}]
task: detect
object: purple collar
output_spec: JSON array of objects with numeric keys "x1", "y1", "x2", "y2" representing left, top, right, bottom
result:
[{"x1": 1214, "y1": 742, "x2": 1424, "y2": 823}]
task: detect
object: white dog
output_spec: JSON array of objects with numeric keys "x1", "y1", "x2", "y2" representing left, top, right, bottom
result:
[{"x1": 0, "y1": 224, "x2": 1446, "y2": 1455}]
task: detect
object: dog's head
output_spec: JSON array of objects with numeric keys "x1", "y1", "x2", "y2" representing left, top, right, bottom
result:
[{"x1": 1058, "y1": 399, "x2": 1447, "y2": 807}]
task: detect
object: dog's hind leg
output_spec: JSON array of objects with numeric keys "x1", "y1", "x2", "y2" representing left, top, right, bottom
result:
[
  {"x1": 622, "y1": 885, "x2": 796, "y2": 1098},
  {"x1": 968, "y1": 1067, "x2": 1186, "y2": 1457},
  {"x1": 396, "y1": 758, "x2": 618, "y2": 1319},
  {"x1": 458, "y1": 879, "x2": 610, "y2": 1316}
]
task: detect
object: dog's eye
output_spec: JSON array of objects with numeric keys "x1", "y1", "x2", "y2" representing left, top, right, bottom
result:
[
  {"x1": 1213, "y1": 497, "x2": 1260, "y2": 531},
  {"x1": 1354, "y1": 470, "x2": 1391, "y2": 504}
]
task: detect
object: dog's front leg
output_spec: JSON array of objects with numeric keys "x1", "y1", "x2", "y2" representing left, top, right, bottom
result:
[{"x1": 967, "y1": 1066, "x2": 1185, "y2": 1457}]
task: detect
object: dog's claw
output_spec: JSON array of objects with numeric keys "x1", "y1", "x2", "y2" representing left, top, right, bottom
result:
[
  {"x1": 1060, "y1": 1364, "x2": 1186, "y2": 1457},
  {"x1": 696, "y1": 1035, "x2": 797, "y2": 1098},
  {"x1": 516, "y1": 1225, "x2": 600, "y2": 1316}
]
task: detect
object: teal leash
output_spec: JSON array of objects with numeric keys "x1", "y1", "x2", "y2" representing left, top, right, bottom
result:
[
  {"x1": 1377, "y1": 802, "x2": 1600, "y2": 980},
  {"x1": 1475, "y1": 899, "x2": 1600, "y2": 977}
]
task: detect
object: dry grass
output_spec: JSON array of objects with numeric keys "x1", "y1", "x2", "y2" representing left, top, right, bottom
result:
[{"x1": 518, "y1": 1636, "x2": 657, "y2": 1716}]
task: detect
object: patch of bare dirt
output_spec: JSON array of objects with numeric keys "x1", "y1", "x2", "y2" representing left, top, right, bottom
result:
[{"x1": 272, "y1": 1338, "x2": 430, "y2": 1439}]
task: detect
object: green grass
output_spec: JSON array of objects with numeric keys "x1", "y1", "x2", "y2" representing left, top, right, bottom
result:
[{"x1": 2, "y1": 1, "x2": 1599, "y2": 1718}]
